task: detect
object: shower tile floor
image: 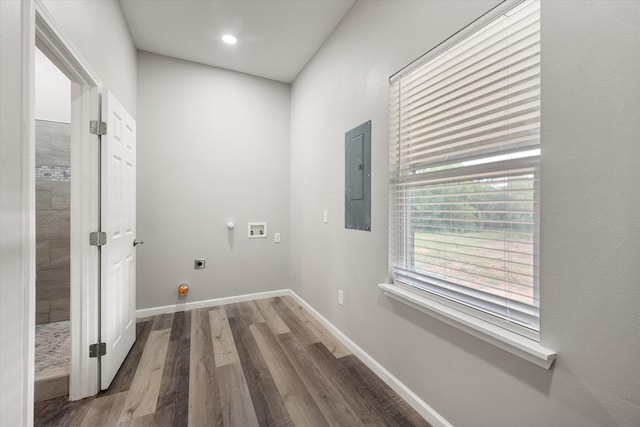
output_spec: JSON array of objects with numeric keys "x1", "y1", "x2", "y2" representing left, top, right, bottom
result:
[{"x1": 35, "y1": 320, "x2": 70, "y2": 372}]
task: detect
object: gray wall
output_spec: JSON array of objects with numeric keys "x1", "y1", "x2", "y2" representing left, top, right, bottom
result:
[
  {"x1": 289, "y1": 1, "x2": 640, "y2": 426},
  {"x1": 35, "y1": 120, "x2": 71, "y2": 324},
  {"x1": 136, "y1": 51, "x2": 290, "y2": 309}
]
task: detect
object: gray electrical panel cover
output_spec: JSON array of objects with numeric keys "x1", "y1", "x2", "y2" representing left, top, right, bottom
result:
[{"x1": 345, "y1": 121, "x2": 371, "y2": 231}]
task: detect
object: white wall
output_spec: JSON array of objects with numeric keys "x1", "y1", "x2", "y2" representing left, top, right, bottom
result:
[
  {"x1": 136, "y1": 51, "x2": 290, "y2": 309},
  {"x1": 290, "y1": 1, "x2": 640, "y2": 426},
  {"x1": 35, "y1": 47, "x2": 70, "y2": 123},
  {"x1": 40, "y1": 0, "x2": 137, "y2": 118}
]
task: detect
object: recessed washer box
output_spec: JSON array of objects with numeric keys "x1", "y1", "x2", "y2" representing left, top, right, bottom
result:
[{"x1": 248, "y1": 222, "x2": 267, "y2": 238}]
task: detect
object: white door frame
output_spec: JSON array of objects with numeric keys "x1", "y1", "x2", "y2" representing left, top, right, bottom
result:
[
  {"x1": 2, "y1": 1, "x2": 36, "y2": 424},
  {"x1": 34, "y1": 0, "x2": 102, "y2": 400}
]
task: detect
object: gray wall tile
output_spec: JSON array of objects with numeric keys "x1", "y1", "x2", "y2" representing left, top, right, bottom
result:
[{"x1": 35, "y1": 120, "x2": 71, "y2": 324}]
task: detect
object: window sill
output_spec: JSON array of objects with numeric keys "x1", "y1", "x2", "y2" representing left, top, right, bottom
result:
[{"x1": 378, "y1": 282, "x2": 557, "y2": 369}]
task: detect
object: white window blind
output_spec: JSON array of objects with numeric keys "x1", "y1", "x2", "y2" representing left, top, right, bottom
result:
[{"x1": 389, "y1": 0, "x2": 541, "y2": 336}]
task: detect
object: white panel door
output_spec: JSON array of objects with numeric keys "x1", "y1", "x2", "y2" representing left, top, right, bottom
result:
[{"x1": 100, "y1": 91, "x2": 137, "y2": 389}]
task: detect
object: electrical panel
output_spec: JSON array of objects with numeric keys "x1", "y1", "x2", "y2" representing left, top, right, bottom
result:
[{"x1": 345, "y1": 121, "x2": 371, "y2": 231}]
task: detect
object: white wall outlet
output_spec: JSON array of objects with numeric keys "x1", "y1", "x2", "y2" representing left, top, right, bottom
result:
[
  {"x1": 338, "y1": 289, "x2": 344, "y2": 306},
  {"x1": 323, "y1": 209, "x2": 329, "y2": 223},
  {"x1": 274, "y1": 232, "x2": 281, "y2": 243}
]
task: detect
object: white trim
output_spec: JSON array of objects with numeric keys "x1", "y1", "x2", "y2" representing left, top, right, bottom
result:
[
  {"x1": 379, "y1": 282, "x2": 557, "y2": 369},
  {"x1": 23, "y1": 1, "x2": 37, "y2": 425},
  {"x1": 35, "y1": 0, "x2": 100, "y2": 88},
  {"x1": 287, "y1": 290, "x2": 453, "y2": 427},
  {"x1": 68, "y1": 85, "x2": 100, "y2": 400},
  {"x1": 0, "y1": 1, "x2": 36, "y2": 423},
  {"x1": 135, "y1": 289, "x2": 290, "y2": 318},
  {"x1": 35, "y1": 0, "x2": 102, "y2": 401}
]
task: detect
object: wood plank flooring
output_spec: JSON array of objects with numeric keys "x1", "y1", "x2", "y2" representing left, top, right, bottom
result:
[{"x1": 34, "y1": 296, "x2": 431, "y2": 427}]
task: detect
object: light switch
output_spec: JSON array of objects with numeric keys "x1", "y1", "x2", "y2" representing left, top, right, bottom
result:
[
  {"x1": 323, "y1": 210, "x2": 329, "y2": 223},
  {"x1": 274, "y1": 233, "x2": 281, "y2": 243}
]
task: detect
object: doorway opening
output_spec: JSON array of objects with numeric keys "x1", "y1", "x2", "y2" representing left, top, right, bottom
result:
[
  {"x1": 34, "y1": 46, "x2": 72, "y2": 402},
  {"x1": 34, "y1": 3, "x2": 138, "y2": 405},
  {"x1": 35, "y1": 3, "x2": 103, "y2": 402}
]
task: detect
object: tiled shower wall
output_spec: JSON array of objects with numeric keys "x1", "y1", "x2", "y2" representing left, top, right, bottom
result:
[{"x1": 36, "y1": 120, "x2": 70, "y2": 324}]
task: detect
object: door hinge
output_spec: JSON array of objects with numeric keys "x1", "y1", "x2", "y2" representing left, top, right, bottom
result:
[
  {"x1": 90, "y1": 120, "x2": 107, "y2": 135},
  {"x1": 89, "y1": 342, "x2": 106, "y2": 358},
  {"x1": 89, "y1": 231, "x2": 107, "y2": 246}
]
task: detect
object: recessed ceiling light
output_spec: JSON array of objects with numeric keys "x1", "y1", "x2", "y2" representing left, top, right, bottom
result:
[{"x1": 222, "y1": 34, "x2": 237, "y2": 45}]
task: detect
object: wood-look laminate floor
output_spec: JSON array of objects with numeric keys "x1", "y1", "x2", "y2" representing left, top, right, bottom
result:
[{"x1": 34, "y1": 296, "x2": 432, "y2": 427}]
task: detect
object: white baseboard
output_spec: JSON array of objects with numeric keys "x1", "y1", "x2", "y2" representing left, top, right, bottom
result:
[
  {"x1": 136, "y1": 288, "x2": 451, "y2": 427},
  {"x1": 135, "y1": 289, "x2": 289, "y2": 318},
  {"x1": 288, "y1": 290, "x2": 453, "y2": 427}
]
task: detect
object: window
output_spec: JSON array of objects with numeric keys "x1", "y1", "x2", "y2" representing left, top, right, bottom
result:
[{"x1": 389, "y1": 0, "x2": 540, "y2": 338}]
